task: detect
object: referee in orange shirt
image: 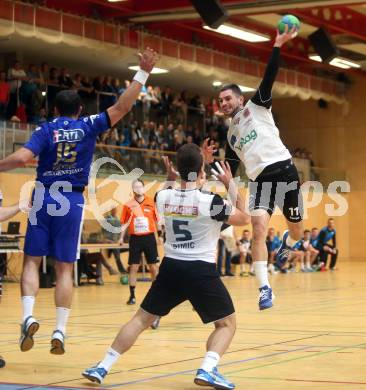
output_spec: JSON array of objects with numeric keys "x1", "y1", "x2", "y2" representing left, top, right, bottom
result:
[{"x1": 119, "y1": 179, "x2": 160, "y2": 306}]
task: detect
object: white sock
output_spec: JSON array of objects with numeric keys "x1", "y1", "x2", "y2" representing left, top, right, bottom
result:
[
  {"x1": 22, "y1": 296, "x2": 35, "y2": 321},
  {"x1": 200, "y1": 351, "x2": 220, "y2": 372},
  {"x1": 98, "y1": 347, "x2": 121, "y2": 371},
  {"x1": 253, "y1": 261, "x2": 270, "y2": 289},
  {"x1": 286, "y1": 235, "x2": 298, "y2": 248},
  {"x1": 56, "y1": 307, "x2": 70, "y2": 334}
]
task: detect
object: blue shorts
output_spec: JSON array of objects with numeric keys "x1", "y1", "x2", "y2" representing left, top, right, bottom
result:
[{"x1": 24, "y1": 188, "x2": 85, "y2": 263}]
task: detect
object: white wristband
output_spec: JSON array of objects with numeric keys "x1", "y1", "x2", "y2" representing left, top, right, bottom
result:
[{"x1": 133, "y1": 69, "x2": 150, "y2": 85}]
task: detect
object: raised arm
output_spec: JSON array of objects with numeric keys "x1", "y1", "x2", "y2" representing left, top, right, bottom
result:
[
  {"x1": 107, "y1": 48, "x2": 158, "y2": 127},
  {"x1": 0, "y1": 203, "x2": 20, "y2": 222},
  {"x1": 0, "y1": 147, "x2": 34, "y2": 172},
  {"x1": 251, "y1": 27, "x2": 297, "y2": 109}
]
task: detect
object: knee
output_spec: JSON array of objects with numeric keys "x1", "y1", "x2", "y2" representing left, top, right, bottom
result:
[
  {"x1": 252, "y1": 224, "x2": 266, "y2": 242},
  {"x1": 129, "y1": 264, "x2": 139, "y2": 273},
  {"x1": 215, "y1": 314, "x2": 236, "y2": 334}
]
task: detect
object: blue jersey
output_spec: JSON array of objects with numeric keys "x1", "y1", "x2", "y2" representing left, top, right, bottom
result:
[
  {"x1": 310, "y1": 236, "x2": 318, "y2": 248},
  {"x1": 24, "y1": 112, "x2": 110, "y2": 187},
  {"x1": 266, "y1": 236, "x2": 281, "y2": 252},
  {"x1": 318, "y1": 227, "x2": 336, "y2": 248}
]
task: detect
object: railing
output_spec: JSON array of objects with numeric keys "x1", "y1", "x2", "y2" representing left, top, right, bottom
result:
[{"x1": 0, "y1": 123, "x2": 346, "y2": 186}]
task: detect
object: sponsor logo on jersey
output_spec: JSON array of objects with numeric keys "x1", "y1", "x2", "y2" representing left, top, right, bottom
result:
[
  {"x1": 243, "y1": 108, "x2": 250, "y2": 118},
  {"x1": 53, "y1": 129, "x2": 85, "y2": 143},
  {"x1": 164, "y1": 204, "x2": 198, "y2": 217},
  {"x1": 235, "y1": 129, "x2": 257, "y2": 151},
  {"x1": 233, "y1": 117, "x2": 240, "y2": 125}
]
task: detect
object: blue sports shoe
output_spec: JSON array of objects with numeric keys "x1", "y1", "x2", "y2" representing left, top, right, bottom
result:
[
  {"x1": 194, "y1": 367, "x2": 235, "y2": 389},
  {"x1": 259, "y1": 285, "x2": 274, "y2": 310},
  {"x1": 82, "y1": 365, "x2": 108, "y2": 384},
  {"x1": 275, "y1": 230, "x2": 292, "y2": 267}
]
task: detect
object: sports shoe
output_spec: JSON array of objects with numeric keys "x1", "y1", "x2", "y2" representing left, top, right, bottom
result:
[
  {"x1": 150, "y1": 316, "x2": 161, "y2": 330},
  {"x1": 19, "y1": 316, "x2": 39, "y2": 352},
  {"x1": 258, "y1": 285, "x2": 274, "y2": 310},
  {"x1": 126, "y1": 297, "x2": 136, "y2": 305},
  {"x1": 50, "y1": 329, "x2": 65, "y2": 355},
  {"x1": 194, "y1": 367, "x2": 235, "y2": 389},
  {"x1": 275, "y1": 231, "x2": 292, "y2": 267},
  {"x1": 82, "y1": 364, "x2": 108, "y2": 384},
  {"x1": 240, "y1": 271, "x2": 249, "y2": 277},
  {"x1": 225, "y1": 272, "x2": 235, "y2": 277}
]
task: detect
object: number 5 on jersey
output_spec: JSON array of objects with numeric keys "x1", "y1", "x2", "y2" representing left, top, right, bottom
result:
[{"x1": 173, "y1": 220, "x2": 192, "y2": 241}]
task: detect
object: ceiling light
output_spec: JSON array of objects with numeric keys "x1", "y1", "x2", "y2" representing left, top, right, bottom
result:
[
  {"x1": 212, "y1": 81, "x2": 222, "y2": 87},
  {"x1": 309, "y1": 55, "x2": 360, "y2": 70},
  {"x1": 238, "y1": 85, "x2": 256, "y2": 92},
  {"x1": 203, "y1": 24, "x2": 270, "y2": 43},
  {"x1": 128, "y1": 66, "x2": 169, "y2": 74}
]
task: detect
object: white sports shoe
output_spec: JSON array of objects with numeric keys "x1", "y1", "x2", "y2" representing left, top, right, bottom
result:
[
  {"x1": 50, "y1": 329, "x2": 65, "y2": 355},
  {"x1": 19, "y1": 316, "x2": 39, "y2": 352}
]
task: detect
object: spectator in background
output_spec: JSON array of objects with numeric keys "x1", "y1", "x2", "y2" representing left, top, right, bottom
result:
[
  {"x1": 7, "y1": 60, "x2": 27, "y2": 118},
  {"x1": 317, "y1": 218, "x2": 338, "y2": 271},
  {"x1": 266, "y1": 227, "x2": 281, "y2": 274},
  {"x1": 142, "y1": 85, "x2": 159, "y2": 121},
  {"x1": 25, "y1": 64, "x2": 42, "y2": 122},
  {"x1": 47, "y1": 67, "x2": 60, "y2": 116},
  {"x1": 39, "y1": 62, "x2": 49, "y2": 86},
  {"x1": 302, "y1": 229, "x2": 319, "y2": 272},
  {"x1": 217, "y1": 225, "x2": 236, "y2": 277},
  {"x1": 0, "y1": 71, "x2": 10, "y2": 120},
  {"x1": 238, "y1": 229, "x2": 252, "y2": 277},
  {"x1": 58, "y1": 68, "x2": 73, "y2": 89},
  {"x1": 103, "y1": 208, "x2": 127, "y2": 274},
  {"x1": 78, "y1": 76, "x2": 95, "y2": 115},
  {"x1": 33, "y1": 107, "x2": 48, "y2": 125}
]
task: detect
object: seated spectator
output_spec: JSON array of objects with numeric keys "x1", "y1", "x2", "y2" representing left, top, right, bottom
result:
[
  {"x1": 237, "y1": 229, "x2": 252, "y2": 277},
  {"x1": 266, "y1": 227, "x2": 281, "y2": 274},
  {"x1": 0, "y1": 71, "x2": 10, "y2": 120},
  {"x1": 302, "y1": 229, "x2": 319, "y2": 271},
  {"x1": 317, "y1": 218, "x2": 338, "y2": 271}
]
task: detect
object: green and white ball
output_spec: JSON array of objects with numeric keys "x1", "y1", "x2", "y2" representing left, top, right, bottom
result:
[{"x1": 278, "y1": 14, "x2": 301, "y2": 34}]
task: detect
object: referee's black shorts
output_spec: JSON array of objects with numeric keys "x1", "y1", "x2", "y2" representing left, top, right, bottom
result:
[
  {"x1": 128, "y1": 233, "x2": 158, "y2": 265},
  {"x1": 141, "y1": 257, "x2": 235, "y2": 324}
]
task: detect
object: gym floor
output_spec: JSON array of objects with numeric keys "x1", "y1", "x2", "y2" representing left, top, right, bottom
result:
[{"x1": 1, "y1": 261, "x2": 365, "y2": 389}]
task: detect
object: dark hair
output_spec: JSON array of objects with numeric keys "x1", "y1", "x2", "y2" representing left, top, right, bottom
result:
[
  {"x1": 311, "y1": 227, "x2": 318, "y2": 231},
  {"x1": 176, "y1": 143, "x2": 203, "y2": 182},
  {"x1": 304, "y1": 229, "x2": 310, "y2": 234},
  {"x1": 243, "y1": 229, "x2": 250, "y2": 233},
  {"x1": 55, "y1": 90, "x2": 82, "y2": 117},
  {"x1": 219, "y1": 83, "x2": 242, "y2": 97}
]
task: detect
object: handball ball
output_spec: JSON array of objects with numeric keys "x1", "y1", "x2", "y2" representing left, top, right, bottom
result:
[
  {"x1": 120, "y1": 275, "x2": 129, "y2": 285},
  {"x1": 278, "y1": 15, "x2": 300, "y2": 34}
]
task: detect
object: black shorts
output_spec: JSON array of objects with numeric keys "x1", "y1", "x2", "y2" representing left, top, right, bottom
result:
[
  {"x1": 249, "y1": 159, "x2": 303, "y2": 222},
  {"x1": 128, "y1": 233, "x2": 158, "y2": 265},
  {"x1": 141, "y1": 257, "x2": 235, "y2": 324}
]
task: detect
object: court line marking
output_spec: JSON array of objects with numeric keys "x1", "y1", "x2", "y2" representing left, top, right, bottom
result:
[{"x1": 39, "y1": 333, "x2": 328, "y2": 388}]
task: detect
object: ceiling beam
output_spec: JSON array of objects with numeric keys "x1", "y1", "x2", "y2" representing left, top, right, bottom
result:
[{"x1": 291, "y1": 6, "x2": 366, "y2": 42}]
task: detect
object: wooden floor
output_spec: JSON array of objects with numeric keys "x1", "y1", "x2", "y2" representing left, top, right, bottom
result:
[{"x1": 1, "y1": 261, "x2": 366, "y2": 389}]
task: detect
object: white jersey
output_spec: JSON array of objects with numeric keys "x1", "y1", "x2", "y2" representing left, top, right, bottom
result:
[
  {"x1": 156, "y1": 188, "x2": 231, "y2": 263},
  {"x1": 227, "y1": 100, "x2": 292, "y2": 180}
]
